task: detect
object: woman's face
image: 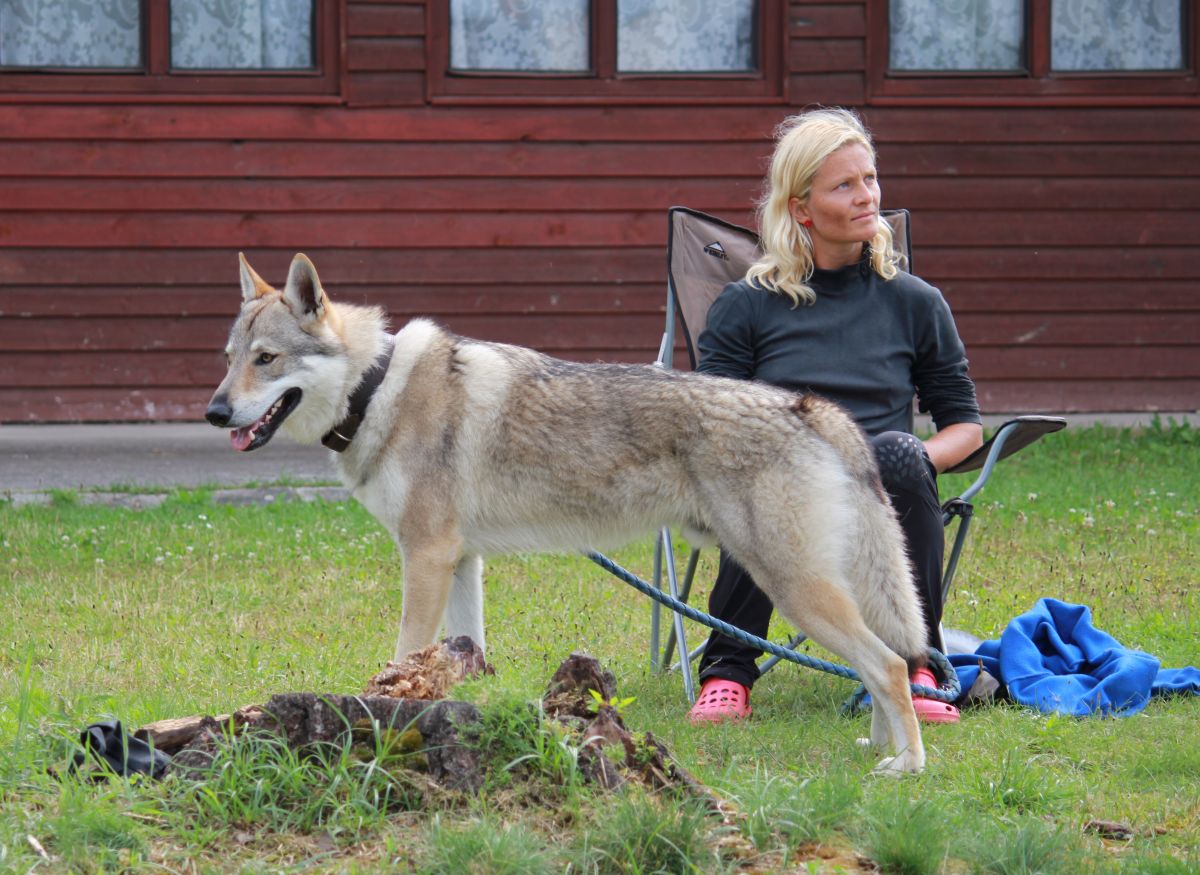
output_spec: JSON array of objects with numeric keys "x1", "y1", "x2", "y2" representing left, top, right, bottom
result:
[{"x1": 789, "y1": 142, "x2": 880, "y2": 269}]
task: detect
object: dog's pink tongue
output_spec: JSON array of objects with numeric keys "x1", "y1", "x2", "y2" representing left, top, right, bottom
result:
[{"x1": 230, "y1": 427, "x2": 254, "y2": 452}]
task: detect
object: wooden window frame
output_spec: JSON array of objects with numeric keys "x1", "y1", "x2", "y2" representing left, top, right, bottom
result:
[
  {"x1": 427, "y1": 0, "x2": 785, "y2": 104},
  {"x1": 867, "y1": 0, "x2": 1200, "y2": 103},
  {"x1": 0, "y1": 0, "x2": 339, "y2": 100}
]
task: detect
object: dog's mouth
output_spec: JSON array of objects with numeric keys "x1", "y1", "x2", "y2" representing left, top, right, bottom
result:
[{"x1": 230, "y1": 388, "x2": 302, "y2": 452}]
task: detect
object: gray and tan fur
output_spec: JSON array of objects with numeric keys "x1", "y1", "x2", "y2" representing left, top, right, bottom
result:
[{"x1": 207, "y1": 253, "x2": 931, "y2": 773}]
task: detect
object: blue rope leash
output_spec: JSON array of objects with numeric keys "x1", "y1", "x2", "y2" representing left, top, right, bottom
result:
[{"x1": 586, "y1": 550, "x2": 960, "y2": 704}]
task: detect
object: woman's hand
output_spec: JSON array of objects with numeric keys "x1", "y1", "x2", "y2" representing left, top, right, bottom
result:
[{"x1": 924, "y1": 422, "x2": 984, "y2": 474}]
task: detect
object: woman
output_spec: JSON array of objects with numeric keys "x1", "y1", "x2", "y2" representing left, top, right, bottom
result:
[{"x1": 688, "y1": 107, "x2": 983, "y2": 725}]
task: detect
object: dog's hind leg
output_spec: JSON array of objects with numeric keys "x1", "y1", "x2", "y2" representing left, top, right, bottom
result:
[
  {"x1": 442, "y1": 553, "x2": 485, "y2": 652},
  {"x1": 754, "y1": 569, "x2": 925, "y2": 774},
  {"x1": 395, "y1": 534, "x2": 464, "y2": 660}
]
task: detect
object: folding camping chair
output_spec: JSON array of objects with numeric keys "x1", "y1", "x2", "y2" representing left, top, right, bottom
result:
[{"x1": 643, "y1": 207, "x2": 1067, "y2": 703}]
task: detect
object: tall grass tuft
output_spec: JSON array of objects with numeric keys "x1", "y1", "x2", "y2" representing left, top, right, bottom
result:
[
  {"x1": 857, "y1": 794, "x2": 951, "y2": 875},
  {"x1": 418, "y1": 814, "x2": 555, "y2": 875},
  {"x1": 573, "y1": 789, "x2": 724, "y2": 874},
  {"x1": 969, "y1": 749, "x2": 1070, "y2": 815},
  {"x1": 43, "y1": 781, "x2": 148, "y2": 870},
  {"x1": 167, "y1": 730, "x2": 423, "y2": 840},
  {"x1": 966, "y1": 816, "x2": 1085, "y2": 875},
  {"x1": 732, "y1": 766, "x2": 861, "y2": 851},
  {"x1": 468, "y1": 695, "x2": 588, "y2": 799}
]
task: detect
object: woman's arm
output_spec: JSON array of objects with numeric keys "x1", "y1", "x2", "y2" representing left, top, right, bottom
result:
[
  {"x1": 923, "y1": 421, "x2": 984, "y2": 474},
  {"x1": 696, "y1": 282, "x2": 757, "y2": 380}
]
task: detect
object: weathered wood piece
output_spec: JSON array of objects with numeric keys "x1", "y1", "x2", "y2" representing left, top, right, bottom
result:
[{"x1": 364, "y1": 635, "x2": 494, "y2": 700}]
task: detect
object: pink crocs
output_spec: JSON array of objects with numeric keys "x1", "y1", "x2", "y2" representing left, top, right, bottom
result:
[
  {"x1": 688, "y1": 678, "x2": 752, "y2": 724},
  {"x1": 910, "y1": 667, "x2": 960, "y2": 724}
]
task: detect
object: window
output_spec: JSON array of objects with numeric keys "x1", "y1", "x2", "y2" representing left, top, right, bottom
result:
[
  {"x1": 430, "y1": 0, "x2": 782, "y2": 102},
  {"x1": 870, "y1": 0, "x2": 1197, "y2": 100},
  {"x1": 0, "y1": 0, "x2": 337, "y2": 97}
]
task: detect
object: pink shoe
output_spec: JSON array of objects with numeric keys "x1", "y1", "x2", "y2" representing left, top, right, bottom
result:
[
  {"x1": 688, "y1": 679, "x2": 752, "y2": 724},
  {"x1": 910, "y1": 668, "x2": 960, "y2": 724}
]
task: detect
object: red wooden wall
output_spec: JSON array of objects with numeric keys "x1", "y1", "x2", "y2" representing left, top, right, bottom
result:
[{"x1": 1, "y1": 0, "x2": 1197, "y2": 422}]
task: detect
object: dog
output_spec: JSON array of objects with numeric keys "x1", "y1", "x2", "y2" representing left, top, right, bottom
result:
[{"x1": 206, "y1": 252, "x2": 932, "y2": 773}]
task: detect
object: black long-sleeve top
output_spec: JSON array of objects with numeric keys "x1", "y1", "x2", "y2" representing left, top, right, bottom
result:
[{"x1": 696, "y1": 257, "x2": 981, "y2": 437}]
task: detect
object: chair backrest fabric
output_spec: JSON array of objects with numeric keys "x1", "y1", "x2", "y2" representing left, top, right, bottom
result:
[{"x1": 666, "y1": 206, "x2": 912, "y2": 369}]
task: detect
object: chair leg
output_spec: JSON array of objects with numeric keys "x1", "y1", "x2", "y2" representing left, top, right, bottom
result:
[
  {"x1": 661, "y1": 548, "x2": 700, "y2": 667},
  {"x1": 940, "y1": 505, "x2": 974, "y2": 607},
  {"x1": 757, "y1": 632, "x2": 808, "y2": 676},
  {"x1": 650, "y1": 537, "x2": 663, "y2": 671},
  {"x1": 670, "y1": 640, "x2": 708, "y2": 673},
  {"x1": 659, "y1": 529, "x2": 696, "y2": 703}
]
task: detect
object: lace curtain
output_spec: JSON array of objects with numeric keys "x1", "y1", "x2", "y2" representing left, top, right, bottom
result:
[
  {"x1": 450, "y1": 0, "x2": 589, "y2": 72},
  {"x1": 891, "y1": 0, "x2": 1183, "y2": 72},
  {"x1": 1051, "y1": 0, "x2": 1182, "y2": 71},
  {"x1": 0, "y1": 0, "x2": 140, "y2": 68},
  {"x1": 0, "y1": 0, "x2": 311, "y2": 70},
  {"x1": 450, "y1": 0, "x2": 755, "y2": 73},
  {"x1": 617, "y1": 0, "x2": 754, "y2": 72},
  {"x1": 171, "y1": 0, "x2": 313, "y2": 70},
  {"x1": 889, "y1": 0, "x2": 1023, "y2": 71}
]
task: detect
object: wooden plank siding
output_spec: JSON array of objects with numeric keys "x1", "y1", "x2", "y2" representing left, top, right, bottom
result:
[{"x1": 0, "y1": 0, "x2": 1197, "y2": 422}]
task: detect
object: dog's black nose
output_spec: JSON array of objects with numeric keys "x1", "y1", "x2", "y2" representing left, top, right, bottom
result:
[{"x1": 205, "y1": 398, "x2": 232, "y2": 427}]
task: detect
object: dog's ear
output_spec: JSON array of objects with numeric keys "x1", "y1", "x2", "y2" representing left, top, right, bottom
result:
[
  {"x1": 282, "y1": 253, "x2": 329, "y2": 322},
  {"x1": 238, "y1": 252, "x2": 274, "y2": 303}
]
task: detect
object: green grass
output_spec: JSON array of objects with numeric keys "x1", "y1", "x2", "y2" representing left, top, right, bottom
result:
[{"x1": 1, "y1": 423, "x2": 1197, "y2": 872}]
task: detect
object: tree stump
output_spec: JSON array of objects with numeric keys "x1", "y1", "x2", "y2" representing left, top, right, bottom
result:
[
  {"x1": 543, "y1": 650, "x2": 618, "y2": 720},
  {"x1": 162, "y1": 694, "x2": 484, "y2": 792},
  {"x1": 132, "y1": 646, "x2": 711, "y2": 802}
]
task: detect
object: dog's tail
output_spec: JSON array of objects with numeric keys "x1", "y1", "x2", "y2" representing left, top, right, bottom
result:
[
  {"x1": 846, "y1": 482, "x2": 930, "y2": 668},
  {"x1": 792, "y1": 395, "x2": 929, "y2": 665}
]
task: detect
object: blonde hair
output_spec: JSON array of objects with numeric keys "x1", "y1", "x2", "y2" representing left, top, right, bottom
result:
[{"x1": 746, "y1": 107, "x2": 902, "y2": 306}]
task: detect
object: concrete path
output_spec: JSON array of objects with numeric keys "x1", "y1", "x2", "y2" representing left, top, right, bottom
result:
[{"x1": 0, "y1": 423, "x2": 338, "y2": 506}]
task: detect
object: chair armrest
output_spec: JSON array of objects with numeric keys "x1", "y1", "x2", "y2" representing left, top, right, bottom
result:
[
  {"x1": 944, "y1": 416, "x2": 1067, "y2": 506},
  {"x1": 944, "y1": 416, "x2": 1068, "y2": 476}
]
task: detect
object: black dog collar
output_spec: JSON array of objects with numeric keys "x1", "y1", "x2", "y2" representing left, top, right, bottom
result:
[{"x1": 322, "y1": 339, "x2": 395, "y2": 452}]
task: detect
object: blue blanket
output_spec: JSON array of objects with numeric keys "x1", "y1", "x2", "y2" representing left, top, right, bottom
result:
[{"x1": 948, "y1": 598, "x2": 1200, "y2": 716}]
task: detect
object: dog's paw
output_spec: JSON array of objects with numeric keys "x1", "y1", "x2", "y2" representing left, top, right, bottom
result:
[{"x1": 871, "y1": 751, "x2": 924, "y2": 776}]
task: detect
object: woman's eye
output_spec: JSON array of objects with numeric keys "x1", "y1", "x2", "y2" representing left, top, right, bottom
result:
[{"x1": 257, "y1": 352, "x2": 276, "y2": 365}]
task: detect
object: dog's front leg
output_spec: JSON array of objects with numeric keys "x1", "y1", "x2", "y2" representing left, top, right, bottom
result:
[{"x1": 395, "y1": 535, "x2": 464, "y2": 660}]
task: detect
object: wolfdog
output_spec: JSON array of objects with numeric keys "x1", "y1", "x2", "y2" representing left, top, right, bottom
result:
[{"x1": 206, "y1": 253, "x2": 932, "y2": 773}]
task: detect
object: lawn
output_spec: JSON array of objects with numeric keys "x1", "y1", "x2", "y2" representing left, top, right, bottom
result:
[{"x1": 1, "y1": 422, "x2": 1197, "y2": 873}]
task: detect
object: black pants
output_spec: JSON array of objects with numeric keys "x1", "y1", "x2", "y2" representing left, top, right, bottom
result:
[{"x1": 697, "y1": 431, "x2": 945, "y2": 690}]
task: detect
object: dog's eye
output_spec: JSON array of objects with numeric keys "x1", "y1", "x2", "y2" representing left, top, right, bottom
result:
[{"x1": 256, "y1": 352, "x2": 277, "y2": 365}]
